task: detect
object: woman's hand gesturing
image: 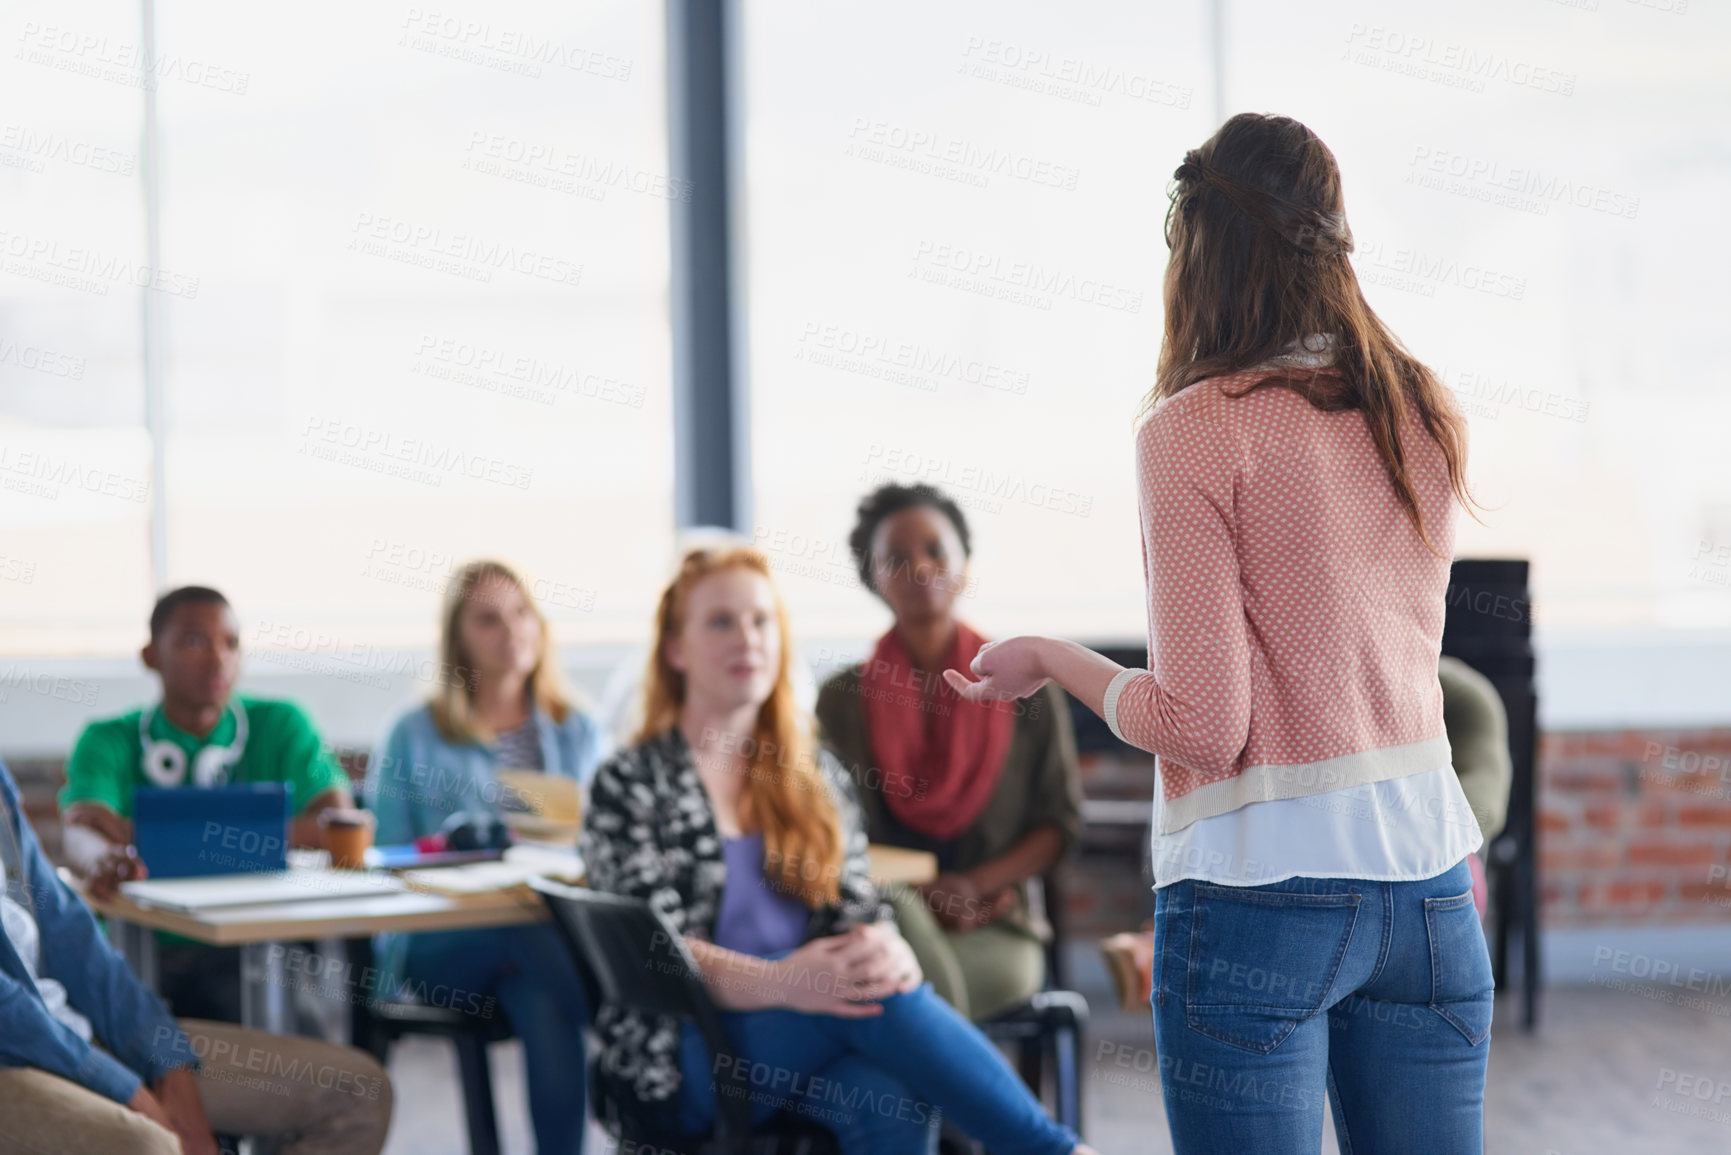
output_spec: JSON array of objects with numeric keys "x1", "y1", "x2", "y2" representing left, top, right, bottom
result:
[{"x1": 942, "y1": 636, "x2": 1051, "y2": 702}]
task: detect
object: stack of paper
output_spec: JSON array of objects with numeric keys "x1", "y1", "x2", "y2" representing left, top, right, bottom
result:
[
  {"x1": 400, "y1": 846, "x2": 584, "y2": 895},
  {"x1": 119, "y1": 870, "x2": 407, "y2": 912}
]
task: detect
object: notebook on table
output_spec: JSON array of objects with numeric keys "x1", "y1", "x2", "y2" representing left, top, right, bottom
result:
[{"x1": 119, "y1": 869, "x2": 406, "y2": 912}]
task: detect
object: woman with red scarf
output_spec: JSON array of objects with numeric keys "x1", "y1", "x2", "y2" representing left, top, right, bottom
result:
[{"x1": 816, "y1": 484, "x2": 1084, "y2": 1022}]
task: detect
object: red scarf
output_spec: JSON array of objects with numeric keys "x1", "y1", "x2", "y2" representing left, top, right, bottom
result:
[{"x1": 858, "y1": 621, "x2": 1017, "y2": 840}]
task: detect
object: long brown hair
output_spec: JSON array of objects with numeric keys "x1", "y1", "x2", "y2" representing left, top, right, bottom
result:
[
  {"x1": 430, "y1": 559, "x2": 573, "y2": 744},
  {"x1": 1144, "y1": 112, "x2": 1483, "y2": 557},
  {"x1": 638, "y1": 546, "x2": 844, "y2": 908}
]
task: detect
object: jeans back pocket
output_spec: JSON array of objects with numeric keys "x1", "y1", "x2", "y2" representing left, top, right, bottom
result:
[
  {"x1": 1424, "y1": 890, "x2": 1495, "y2": 1045},
  {"x1": 1185, "y1": 885, "x2": 1362, "y2": 1055}
]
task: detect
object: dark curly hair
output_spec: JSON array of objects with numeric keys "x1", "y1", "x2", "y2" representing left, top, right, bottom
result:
[{"x1": 846, "y1": 483, "x2": 972, "y2": 602}]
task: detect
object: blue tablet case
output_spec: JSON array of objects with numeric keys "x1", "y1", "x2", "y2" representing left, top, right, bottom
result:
[{"x1": 133, "y1": 784, "x2": 292, "y2": 878}]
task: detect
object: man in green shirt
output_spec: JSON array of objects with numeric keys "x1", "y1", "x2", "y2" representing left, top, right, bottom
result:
[{"x1": 59, "y1": 585, "x2": 354, "y2": 1022}]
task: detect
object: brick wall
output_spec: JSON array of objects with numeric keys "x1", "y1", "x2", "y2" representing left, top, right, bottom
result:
[
  {"x1": 8, "y1": 757, "x2": 69, "y2": 863},
  {"x1": 1058, "y1": 727, "x2": 1731, "y2": 942},
  {"x1": 1539, "y1": 729, "x2": 1731, "y2": 925}
]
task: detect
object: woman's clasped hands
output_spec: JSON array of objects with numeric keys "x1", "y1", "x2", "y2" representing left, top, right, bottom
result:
[{"x1": 766, "y1": 922, "x2": 923, "y2": 1017}]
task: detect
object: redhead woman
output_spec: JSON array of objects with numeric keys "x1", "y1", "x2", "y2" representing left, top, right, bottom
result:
[
  {"x1": 580, "y1": 546, "x2": 1097, "y2": 1155},
  {"x1": 947, "y1": 113, "x2": 1495, "y2": 1154},
  {"x1": 816, "y1": 483, "x2": 1083, "y2": 1022},
  {"x1": 365, "y1": 560, "x2": 610, "y2": 1154}
]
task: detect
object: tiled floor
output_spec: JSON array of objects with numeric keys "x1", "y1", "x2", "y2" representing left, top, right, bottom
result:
[{"x1": 380, "y1": 983, "x2": 1731, "y2": 1154}]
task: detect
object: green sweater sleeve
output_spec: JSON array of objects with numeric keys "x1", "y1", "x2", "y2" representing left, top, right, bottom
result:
[
  {"x1": 1439, "y1": 657, "x2": 1512, "y2": 843},
  {"x1": 1030, "y1": 683, "x2": 1085, "y2": 858},
  {"x1": 59, "y1": 720, "x2": 135, "y2": 817},
  {"x1": 814, "y1": 668, "x2": 888, "y2": 841}
]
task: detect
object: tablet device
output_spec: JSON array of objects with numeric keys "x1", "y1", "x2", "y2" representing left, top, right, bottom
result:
[{"x1": 132, "y1": 784, "x2": 292, "y2": 878}]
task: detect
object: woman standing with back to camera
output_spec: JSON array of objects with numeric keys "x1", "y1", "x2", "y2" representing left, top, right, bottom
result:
[{"x1": 946, "y1": 112, "x2": 1495, "y2": 1153}]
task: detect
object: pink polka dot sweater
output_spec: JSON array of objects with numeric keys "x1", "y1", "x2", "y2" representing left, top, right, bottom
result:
[{"x1": 1113, "y1": 365, "x2": 1458, "y2": 836}]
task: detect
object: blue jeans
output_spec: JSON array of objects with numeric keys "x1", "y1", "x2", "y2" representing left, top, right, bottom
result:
[
  {"x1": 403, "y1": 923, "x2": 589, "y2": 1155},
  {"x1": 673, "y1": 980, "x2": 1077, "y2": 1155},
  {"x1": 1151, "y1": 858, "x2": 1494, "y2": 1155}
]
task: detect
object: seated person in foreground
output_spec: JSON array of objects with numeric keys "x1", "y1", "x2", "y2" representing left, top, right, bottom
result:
[
  {"x1": 817, "y1": 484, "x2": 1084, "y2": 1021},
  {"x1": 57, "y1": 586, "x2": 354, "y2": 1023},
  {"x1": 366, "y1": 559, "x2": 609, "y2": 1155},
  {"x1": 0, "y1": 760, "x2": 391, "y2": 1155},
  {"x1": 580, "y1": 544, "x2": 1094, "y2": 1155}
]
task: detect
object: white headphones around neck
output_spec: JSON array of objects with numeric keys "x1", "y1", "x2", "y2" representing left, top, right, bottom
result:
[{"x1": 139, "y1": 700, "x2": 249, "y2": 788}]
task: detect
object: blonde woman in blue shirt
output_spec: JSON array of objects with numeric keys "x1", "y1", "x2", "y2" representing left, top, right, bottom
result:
[{"x1": 365, "y1": 560, "x2": 610, "y2": 1155}]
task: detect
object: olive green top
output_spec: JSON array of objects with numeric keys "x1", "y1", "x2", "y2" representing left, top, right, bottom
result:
[
  {"x1": 1438, "y1": 655, "x2": 1513, "y2": 843},
  {"x1": 814, "y1": 669, "x2": 1084, "y2": 940}
]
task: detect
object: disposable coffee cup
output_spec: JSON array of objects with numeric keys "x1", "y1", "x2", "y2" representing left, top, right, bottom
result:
[{"x1": 319, "y1": 808, "x2": 376, "y2": 869}]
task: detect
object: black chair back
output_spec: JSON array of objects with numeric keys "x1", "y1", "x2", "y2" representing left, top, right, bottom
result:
[
  {"x1": 1065, "y1": 643, "x2": 1150, "y2": 758},
  {"x1": 528, "y1": 879, "x2": 752, "y2": 1149},
  {"x1": 1440, "y1": 557, "x2": 1540, "y2": 1030}
]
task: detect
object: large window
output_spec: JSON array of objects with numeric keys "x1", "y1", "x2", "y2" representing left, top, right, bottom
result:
[
  {"x1": 0, "y1": 0, "x2": 153, "y2": 654},
  {"x1": 740, "y1": 0, "x2": 1731, "y2": 639},
  {"x1": 4, "y1": 0, "x2": 1729, "y2": 668},
  {"x1": 739, "y1": 0, "x2": 1209, "y2": 642},
  {"x1": 1, "y1": 0, "x2": 675, "y2": 660},
  {"x1": 1219, "y1": 0, "x2": 1729, "y2": 630}
]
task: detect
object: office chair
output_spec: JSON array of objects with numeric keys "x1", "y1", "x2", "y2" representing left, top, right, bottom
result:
[
  {"x1": 347, "y1": 933, "x2": 514, "y2": 1155},
  {"x1": 1441, "y1": 558, "x2": 1541, "y2": 1031},
  {"x1": 345, "y1": 776, "x2": 512, "y2": 1155},
  {"x1": 529, "y1": 879, "x2": 839, "y2": 1154},
  {"x1": 532, "y1": 879, "x2": 1074, "y2": 1154}
]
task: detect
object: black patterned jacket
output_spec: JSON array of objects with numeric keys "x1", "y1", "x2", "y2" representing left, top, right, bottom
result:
[{"x1": 578, "y1": 725, "x2": 891, "y2": 1105}]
